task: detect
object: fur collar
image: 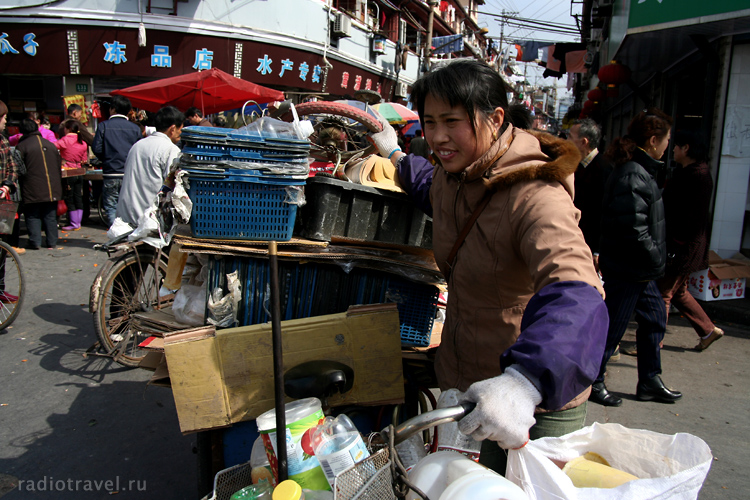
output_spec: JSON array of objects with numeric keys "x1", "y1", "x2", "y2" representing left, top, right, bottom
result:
[{"x1": 460, "y1": 125, "x2": 581, "y2": 192}]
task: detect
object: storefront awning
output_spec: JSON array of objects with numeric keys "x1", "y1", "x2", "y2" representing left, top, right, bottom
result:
[{"x1": 606, "y1": 1, "x2": 750, "y2": 73}]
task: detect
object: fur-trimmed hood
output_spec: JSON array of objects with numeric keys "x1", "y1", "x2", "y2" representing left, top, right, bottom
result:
[{"x1": 461, "y1": 124, "x2": 581, "y2": 196}]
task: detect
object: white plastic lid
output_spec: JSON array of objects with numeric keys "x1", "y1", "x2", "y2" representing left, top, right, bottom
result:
[{"x1": 256, "y1": 398, "x2": 322, "y2": 432}]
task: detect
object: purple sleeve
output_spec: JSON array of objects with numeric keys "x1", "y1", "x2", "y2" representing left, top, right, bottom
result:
[
  {"x1": 500, "y1": 281, "x2": 608, "y2": 411},
  {"x1": 395, "y1": 154, "x2": 434, "y2": 217}
]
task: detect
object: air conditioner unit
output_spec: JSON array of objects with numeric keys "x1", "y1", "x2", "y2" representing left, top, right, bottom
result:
[
  {"x1": 395, "y1": 82, "x2": 408, "y2": 98},
  {"x1": 333, "y1": 13, "x2": 352, "y2": 38},
  {"x1": 399, "y1": 19, "x2": 407, "y2": 44}
]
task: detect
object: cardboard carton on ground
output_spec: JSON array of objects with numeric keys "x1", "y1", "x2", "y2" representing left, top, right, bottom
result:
[
  {"x1": 164, "y1": 304, "x2": 404, "y2": 434},
  {"x1": 688, "y1": 251, "x2": 750, "y2": 301}
]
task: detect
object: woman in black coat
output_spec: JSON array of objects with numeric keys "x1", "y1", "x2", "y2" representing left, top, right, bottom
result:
[
  {"x1": 590, "y1": 108, "x2": 682, "y2": 407},
  {"x1": 657, "y1": 131, "x2": 723, "y2": 351}
]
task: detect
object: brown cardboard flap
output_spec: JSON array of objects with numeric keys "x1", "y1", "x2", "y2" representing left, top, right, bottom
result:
[
  {"x1": 705, "y1": 250, "x2": 750, "y2": 279},
  {"x1": 164, "y1": 304, "x2": 404, "y2": 434}
]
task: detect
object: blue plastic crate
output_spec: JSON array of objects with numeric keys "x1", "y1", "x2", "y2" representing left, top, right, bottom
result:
[
  {"x1": 207, "y1": 256, "x2": 438, "y2": 346},
  {"x1": 187, "y1": 176, "x2": 304, "y2": 241}
]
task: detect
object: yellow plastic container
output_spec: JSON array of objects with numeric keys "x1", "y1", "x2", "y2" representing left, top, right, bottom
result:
[{"x1": 563, "y1": 454, "x2": 638, "y2": 489}]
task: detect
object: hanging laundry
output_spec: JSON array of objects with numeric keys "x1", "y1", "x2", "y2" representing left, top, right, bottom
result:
[{"x1": 519, "y1": 41, "x2": 550, "y2": 62}]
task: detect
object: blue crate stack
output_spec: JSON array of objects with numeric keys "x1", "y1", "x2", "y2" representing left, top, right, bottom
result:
[{"x1": 180, "y1": 126, "x2": 310, "y2": 241}]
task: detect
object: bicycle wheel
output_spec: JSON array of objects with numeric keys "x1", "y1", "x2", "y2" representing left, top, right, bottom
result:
[
  {"x1": 281, "y1": 101, "x2": 383, "y2": 163},
  {"x1": 93, "y1": 249, "x2": 168, "y2": 367},
  {"x1": 97, "y1": 193, "x2": 107, "y2": 227},
  {"x1": 0, "y1": 241, "x2": 24, "y2": 330}
]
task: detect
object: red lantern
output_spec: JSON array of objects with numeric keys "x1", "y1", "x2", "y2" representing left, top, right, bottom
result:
[
  {"x1": 582, "y1": 100, "x2": 597, "y2": 112},
  {"x1": 587, "y1": 87, "x2": 605, "y2": 102},
  {"x1": 605, "y1": 84, "x2": 619, "y2": 98},
  {"x1": 597, "y1": 61, "x2": 631, "y2": 85}
]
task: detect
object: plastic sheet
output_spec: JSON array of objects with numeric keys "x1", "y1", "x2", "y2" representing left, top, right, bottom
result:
[{"x1": 207, "y1": 270, "x2": 241, "y2": 328}]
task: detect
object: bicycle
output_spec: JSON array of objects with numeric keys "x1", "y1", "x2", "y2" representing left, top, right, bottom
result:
[
  {"x1": 88, "y1": 231, "x2": 169, "y2": 367},
  {"x1": 0, "y1": 199, "x2": 24, "y2": 331}
]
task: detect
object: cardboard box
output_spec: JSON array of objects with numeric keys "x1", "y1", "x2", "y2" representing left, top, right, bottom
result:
[
  {"x1": 687, "y1": 251, "x2": 750, "y2": 301},
  {"x1": 164, "y1": 304, "x2": 404, "y2": 434}
]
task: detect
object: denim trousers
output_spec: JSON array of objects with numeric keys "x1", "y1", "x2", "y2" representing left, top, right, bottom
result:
[
  {"x1": 102, "y1": 178, "x2": 122, "y2": 227},
  {"x1": 25, "y1": 201, "x2": 58, "y2": 248},
  {"x1": 478, "y1": 402, "x2": 588, "y2": 475}
]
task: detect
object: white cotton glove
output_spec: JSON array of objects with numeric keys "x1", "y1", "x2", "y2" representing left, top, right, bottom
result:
[
  {"x1": 457, "y1": 366, "x2": 543, "y2": 449},
  {"x1": 369, "y1": 113, "x2": 401, "y2": 159}
]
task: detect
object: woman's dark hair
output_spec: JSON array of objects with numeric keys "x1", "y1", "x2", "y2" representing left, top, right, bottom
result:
[
  {"x1": 61, "y1": 119, "x2": 83, "y2": 143},
  {"x1": 20, "y1": 118, "x2": 39, "y2": 135},
  {"x1": 154, "y1": 106, "x2": 185, "y2": 133},
  {"x1": 0, "y1": 100, "x2": 7, "y2": 118},
  {"x1": 410, "y1": 59, "x2": 511, "y2": 135},
  {"x1": 507, "y1": 104, "x2": 533, "y2": 130},
  {"x1": 605, "y1": 107, "x2": 673, "y2": 166},
  {"x1": 673, "y1": 130, "x2": 708, "y2": 163}
]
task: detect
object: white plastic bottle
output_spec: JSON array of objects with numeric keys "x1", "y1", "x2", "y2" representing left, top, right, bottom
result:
[
  {"x1": 435, "y1": 389, "x2": 481, "y2": 462},
  {"x1": 406, "y1": 452, "x2": 528, "y2": 500},
  {"x1": 312, "y1": 414, "x2": 370, "y2": 489}
]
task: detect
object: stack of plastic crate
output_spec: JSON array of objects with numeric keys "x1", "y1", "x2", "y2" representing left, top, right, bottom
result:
[{"x1": 179, "y1": 126, "x2": 310, "y2": 241}]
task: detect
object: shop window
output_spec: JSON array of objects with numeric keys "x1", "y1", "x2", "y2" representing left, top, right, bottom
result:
[{"x1": 335, "y1": 0, "x2": 366, "y2": 23}]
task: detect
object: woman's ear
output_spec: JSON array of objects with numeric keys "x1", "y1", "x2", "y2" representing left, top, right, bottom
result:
[{"x1": 490, "y1": 107, "x2": 505, "y2": 134}]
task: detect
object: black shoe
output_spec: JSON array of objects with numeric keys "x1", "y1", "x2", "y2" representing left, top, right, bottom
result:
[
  {"x1": 589, "y1": 382, "x2": 622, "y2": 407},
  {"x1": 26, "y1": 244, "x2": 40, "y2": 250},
  {"x1": 636, "y1": 375, "x2": 682, "y2": 403}
]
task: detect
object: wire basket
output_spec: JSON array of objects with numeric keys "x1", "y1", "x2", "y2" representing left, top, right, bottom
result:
[
  {"x1": 334, "y1": 448, "x2": 396, "y2": 500},
  {"x1": 0, "y1": 200, "x2": 17, "y2": 235},
  {"x1": 202, "y1": 461, "x2": 255, "y2": 500}
]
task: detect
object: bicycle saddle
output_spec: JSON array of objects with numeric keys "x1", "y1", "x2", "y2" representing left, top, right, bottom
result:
[{"x1": 284, "y1": 360, "x2": 354, "y2": 401}]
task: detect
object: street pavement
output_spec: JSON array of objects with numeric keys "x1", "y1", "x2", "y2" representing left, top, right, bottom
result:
[
  {"x1": 0, "y1": 219, "x2": 748, "y2": 499},
  {"x1": 0, "y1": 221, "x2": 198, "y2": 499}
]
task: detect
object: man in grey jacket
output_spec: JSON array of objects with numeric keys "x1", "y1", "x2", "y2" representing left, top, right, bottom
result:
[{"x1": 116, "y1": 106, "x2": 184, "y2": 227}]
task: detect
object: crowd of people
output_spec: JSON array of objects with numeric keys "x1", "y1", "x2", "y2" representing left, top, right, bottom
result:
[{"x1": 0, "y1": 97, "x2": 208, "y2": 255}]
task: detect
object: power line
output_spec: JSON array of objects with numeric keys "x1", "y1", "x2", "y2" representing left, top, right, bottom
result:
[{"x1": 479, "y1": 11, "x2": 578, "y2": 30}]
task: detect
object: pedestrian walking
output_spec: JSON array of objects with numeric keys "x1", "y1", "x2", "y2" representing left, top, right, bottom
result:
[
  {"x1": 657, "y1": 131, "x2": 724, "y2": 351},
  {"x1": 13, "y1": 118, "x2": 63, "y2": 250},
  {"x1": 92, "y1": 96, "x2": 142, "y2": 226},
  {"x1": 590, "y1": 108, "x2": 682, "y2": 407}
]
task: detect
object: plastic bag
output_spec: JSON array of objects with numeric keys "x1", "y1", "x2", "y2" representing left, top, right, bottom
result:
[
  {"x1": 172, "y1": 283, "x2": 207, "y2": 326},
  {"x1": 506, "y1": 422, "x2": 712, "y2": 500},
  {"x1": 207, "y1": 270, "x2": 241, "y2": 328}
]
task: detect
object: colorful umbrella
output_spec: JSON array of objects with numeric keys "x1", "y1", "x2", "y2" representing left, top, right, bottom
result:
[
  {"x1": 110, "y1": 68, "x2": 284, "y2": 115},
  {"x1": 371, "y1": 102, "x2": 419, "y2": 125}
]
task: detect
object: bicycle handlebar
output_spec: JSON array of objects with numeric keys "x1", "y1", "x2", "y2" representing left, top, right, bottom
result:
[{"x1": 389, "y1": 403, "x2": 476, "y2": 445}]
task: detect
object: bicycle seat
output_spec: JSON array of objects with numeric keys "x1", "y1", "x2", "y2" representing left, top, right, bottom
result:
[{"x1": 284, "y1": 360, "x2": 354, "y2": 400}]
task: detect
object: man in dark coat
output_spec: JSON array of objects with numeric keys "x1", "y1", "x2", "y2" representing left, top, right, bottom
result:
[
  {"x1": 568, "y1": 119, "x2": 613, "y2": 272},
  {"x1": 65, "y1": 103, "x2": 94, "y2": 147},
  {"x1": 14, "y1": 119, "x2": 63, "y2": 250},
  {"x1": 409, "y1": 129, "x2": 430, "y2": 159},
  {"x1": 185, "y1": 107, "x2": 213, "y2": 127},
  {"x1": 92, "y1": 96, "x2": 142, "y2": 226},
  {"x1": 657, "y1": 131, "x2": 723, "y2": 351}
]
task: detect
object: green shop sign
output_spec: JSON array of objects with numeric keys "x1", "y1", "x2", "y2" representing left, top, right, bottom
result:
[{"x1": 629, "y1": 0, "x2": 750, "y2": 29}]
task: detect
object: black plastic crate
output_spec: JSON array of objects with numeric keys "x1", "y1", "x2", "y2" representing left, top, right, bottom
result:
[{"x1": 295, "y1": 176, "x2": 432, "y2": 249}]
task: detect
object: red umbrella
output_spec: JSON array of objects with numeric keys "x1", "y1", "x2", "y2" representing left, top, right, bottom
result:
[{"x1": 110, "y1": 68, "x2": 284, "y2": 115}]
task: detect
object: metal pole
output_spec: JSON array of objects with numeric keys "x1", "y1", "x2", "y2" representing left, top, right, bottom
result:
[
  {"x1": 269, "y1": 241, "x2": 288, "y2": 482},
  {"x1": 424, "y1": 1, "x2": 438, "y2": 71}
]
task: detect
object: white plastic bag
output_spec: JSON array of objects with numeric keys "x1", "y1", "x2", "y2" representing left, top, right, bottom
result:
[
  {"x1": 506, "y1": 422, "x2": 712, "y2": 500},
  {"x1": 172, "y1": 283, "x2": 207, "y2": 326},
  {"x1": 207, "y1": 271, "x2": 241, "y2": 328}
]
